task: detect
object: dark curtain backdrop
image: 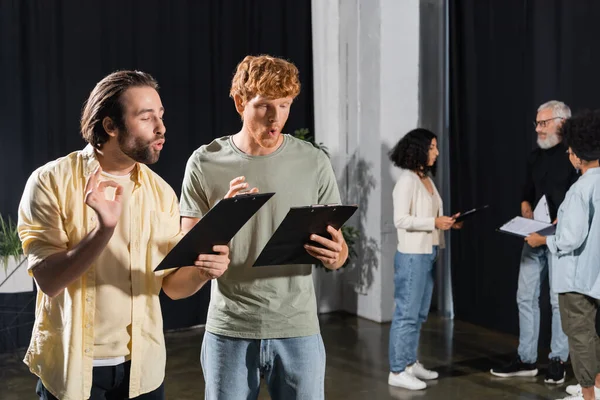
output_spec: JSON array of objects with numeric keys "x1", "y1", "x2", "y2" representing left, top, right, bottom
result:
[
  {"x1": 0, "y1": 0, "x2": 313, "y2": 353},
  {"x1": 450, "y1": 0, "x2": 600, "y2": 347}
]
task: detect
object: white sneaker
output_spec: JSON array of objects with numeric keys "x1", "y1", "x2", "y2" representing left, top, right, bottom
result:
[
  {"x1": 388, "y1": 371, "x2": 427, "y2": 390},
  {"x1": 565, "y1": 384, "x2": 600, "y2": 398},
  {"x1": 407, "y1": 361, "x2": 439, "y2": 380},
  {"x1": 560, "y1": 395, "x2": 584, "y2": 400}
]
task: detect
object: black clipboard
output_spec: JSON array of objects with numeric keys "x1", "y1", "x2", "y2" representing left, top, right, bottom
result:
[
  {"x1": 497, "y1": 224, "x2": 557, "y2": 238},
  {"x1": 252, "y1": 204, "x2": 358, "y2": 267},
  {"x1": 496, "y1": 216, "x2": 556, "y2": 238},
  {"x1": 536, "y1": 224, "x2": 557, "y2": 236},
  {"x1": 454, "y1": 204, "x2": 490, "y2": 222},
  {"x1": 154, "y1": 192, "x2": 275, "y2": 271},
  {"x1": 497, "y1": 227, "x2": 557, "y2": 239}
]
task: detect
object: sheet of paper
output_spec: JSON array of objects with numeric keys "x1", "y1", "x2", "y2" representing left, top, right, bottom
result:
[
  {"x1": 534, "y1": 195, "x2": 551, "y2": 223},
  {"x1": 499, "y1": 216, "x2": 553, "y2": 237}
]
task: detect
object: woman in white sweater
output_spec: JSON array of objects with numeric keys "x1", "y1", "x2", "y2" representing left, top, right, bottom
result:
[{"x1": 387, "y1": 128, "x2": 461, "y2": 390}]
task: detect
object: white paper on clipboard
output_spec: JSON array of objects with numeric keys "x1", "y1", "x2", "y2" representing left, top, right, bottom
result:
[
  {"x1": 533, "y1": 195, "x2": 551, "y2": 223},
  {"x1": 498, "y1": 216, "x2": 554, "y2": 238}
]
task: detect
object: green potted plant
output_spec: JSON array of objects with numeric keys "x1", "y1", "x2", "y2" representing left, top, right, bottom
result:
[
  {"x1": 0, "y1": 214, "x2": 32, "y2": 293},
  {"x1": 292, "y1": 128, "x2": 359, "y2": 269},
  {"x1": 0, "y1": 214, "x2": 23, "y2": 272}
]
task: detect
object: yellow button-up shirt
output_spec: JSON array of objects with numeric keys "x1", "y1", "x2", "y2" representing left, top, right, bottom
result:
[{"x1": 18, "y1": 145, "x2": 181, "y2": 400}]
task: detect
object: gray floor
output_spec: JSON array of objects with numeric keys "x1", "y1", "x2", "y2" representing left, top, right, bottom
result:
[{"x1": 1, "y1": 312, "x2": 575, "y2": 399}]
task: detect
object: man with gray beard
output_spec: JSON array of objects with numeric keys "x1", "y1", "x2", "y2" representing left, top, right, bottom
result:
[{"x1": 490, "y1": 101, "x2": 578, "y2": 384}]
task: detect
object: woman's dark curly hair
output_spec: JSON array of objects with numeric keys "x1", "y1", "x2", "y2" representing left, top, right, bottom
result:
[
  {"x1": 389, "y1": 128, "x2": 437, "y2": 176},
  {"x1": 561, "y1": 109, "x2": 600, "y2": 161}
]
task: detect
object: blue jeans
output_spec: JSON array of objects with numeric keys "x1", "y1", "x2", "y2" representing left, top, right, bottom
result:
[
  {"x1": 201, "y1": 331, "x2": 326, "y2": 400},
  {"x1": 517, "y1": 243, "x2": 569, "y2": 363},
  {"x1": 389, "y1": 248, "x2": 438, "y2": 373}
]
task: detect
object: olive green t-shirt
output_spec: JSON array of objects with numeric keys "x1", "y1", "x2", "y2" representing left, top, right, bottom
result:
[{"x1": 179, "y1": 134, "x2": 341, "y2": 339}]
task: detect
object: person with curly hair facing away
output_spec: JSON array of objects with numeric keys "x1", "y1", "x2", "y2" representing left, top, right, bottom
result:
[
  {"x1": 179, "y1": 55, "x2": 348, "y2": 400},
  {"x1": 386, "y1": 128, "x2": 462, "y2": 390},
  {"x1": 526, "y1": 110, "x2": 600, "y2": 400}
]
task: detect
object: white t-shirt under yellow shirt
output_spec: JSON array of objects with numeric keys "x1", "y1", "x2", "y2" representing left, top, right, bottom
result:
[{"x1": 93, "y1": 171, "x2": 136, "y2": 361}]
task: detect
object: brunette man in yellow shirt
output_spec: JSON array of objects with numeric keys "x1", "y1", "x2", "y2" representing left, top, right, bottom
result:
[{"x1": 18, "y1": 70, "x2": 229, "y2": 400}]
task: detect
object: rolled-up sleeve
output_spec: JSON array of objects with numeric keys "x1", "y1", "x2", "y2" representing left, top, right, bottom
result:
[
  {"x1": 317, "y1": 150, "x2": 342, "y2": 205},
  {"x1": 180, "y1": 153, "x2": 209, "y2": 218},
  {"x1": 546, "y1": 191, "x2": 589, "y2": 256},
  {"x1": 17, "y1": 169, "x2": 69, "y2": 271}
]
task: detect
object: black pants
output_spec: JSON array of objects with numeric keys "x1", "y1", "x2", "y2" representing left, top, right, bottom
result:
[{"x1": 36, "y1": 361, "x2": 165, "y2": 400}]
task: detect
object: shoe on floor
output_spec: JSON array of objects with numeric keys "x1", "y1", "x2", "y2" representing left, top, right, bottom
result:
[
  {"x1": 559, "y1": 395, "x2": 584, "y2": 400},
  {"x1": 545, "y1": 357, "x2": 566, "y2": 384},
  {"x1": 407, "y1": 361, "x2": 439, "y2": 380},
  {"x1": 388, "y1": 371, "x2": 427, "y2": 390},
  {"x1": 490, "y1": 355, "x2": 538, "y2": 377},
  {"x1": 565, "y1": 383, "x2": 600, "y2": 398}
]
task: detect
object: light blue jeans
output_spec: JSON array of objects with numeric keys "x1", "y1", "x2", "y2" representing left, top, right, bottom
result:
[
  {"x1": 201, "y1": 331, "x2": 326, "y2": 400},
  {"x1": 389, "y1": 248, "x2": 438, "y2": 373},
  {"x1": 517, "y1": 243, "x2": 569, "y2": 363}
]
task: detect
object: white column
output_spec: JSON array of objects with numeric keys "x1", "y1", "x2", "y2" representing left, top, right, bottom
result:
[
  {"x1": 378, "y1": 0, "x2": 421, "y2": 322},
  {"x1": 311, "y1": 0, "x2": 343, "y2": 171},
  {"x1": 312, "y1": 0, "x2": 421, "y2": 322},
  {"x1": 310, "y1": 0, "x2": 345, "y2": 313}
]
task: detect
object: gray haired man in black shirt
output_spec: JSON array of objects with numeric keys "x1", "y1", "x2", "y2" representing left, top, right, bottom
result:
[{"x1": 491, "y1": 100, "x2": 578, "y2": 384}]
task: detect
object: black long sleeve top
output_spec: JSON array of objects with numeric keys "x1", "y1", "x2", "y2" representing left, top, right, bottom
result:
[{"x1": 522, "y1": 141, "x2": 579, "y2": 221}]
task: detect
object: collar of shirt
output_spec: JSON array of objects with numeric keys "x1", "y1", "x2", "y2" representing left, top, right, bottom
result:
[{"x1": 81, "y1": 144, "x2": 143, "y2": 188}]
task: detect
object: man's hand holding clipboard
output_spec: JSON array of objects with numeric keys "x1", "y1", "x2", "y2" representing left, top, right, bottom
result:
[
  {"x1": 253, "y1": 203, "x2": 358, "y2": 268},
  {"x1": 304, "y1": 224, "x2": 347, "y2": 268}
]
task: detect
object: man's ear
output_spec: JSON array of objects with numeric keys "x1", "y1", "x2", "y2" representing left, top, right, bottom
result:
[
  {"x1": 233, "y1": 95, "x2": 245, "y2": 117},
  {"x1": 102, "y1": 117, "x2": 118, "y2": 138}
]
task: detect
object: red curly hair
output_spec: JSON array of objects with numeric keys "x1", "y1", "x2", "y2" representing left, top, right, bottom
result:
[{"x1": 230, "y1": 55, "x2": 301, "y2": 109}]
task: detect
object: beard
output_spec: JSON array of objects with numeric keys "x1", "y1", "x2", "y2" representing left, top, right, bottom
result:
[
  {"x1": 118, "y1": 129, "x2": 163, "y2": 165},
  {"x1": 537, "y1": 133, "x2": 560, "y2": 150}
]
